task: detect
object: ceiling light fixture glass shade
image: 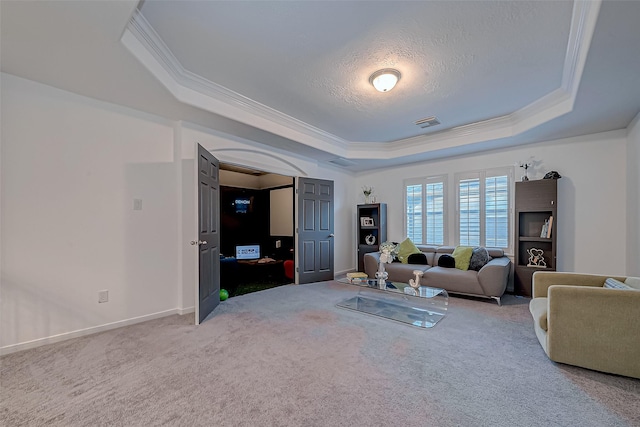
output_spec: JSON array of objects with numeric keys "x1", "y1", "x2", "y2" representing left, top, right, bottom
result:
[{"x1": 369, "y1": 68, "x2": 401, "y2": 92}]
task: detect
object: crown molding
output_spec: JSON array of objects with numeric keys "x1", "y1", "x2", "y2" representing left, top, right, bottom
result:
[
  {"x1": 562, "y1": 0, "x2": 602, "y2": 97},
  {"x1": 122, "y1": 1, "x2": 601, "y2": 162},
  {"x1": 124, "y1": 10, "x2": 350, "y2": 154}
]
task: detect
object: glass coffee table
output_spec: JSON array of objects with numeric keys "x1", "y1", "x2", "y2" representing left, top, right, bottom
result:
[{"x1": 336, "y1": 278, "x2": 448, "y2": 328}]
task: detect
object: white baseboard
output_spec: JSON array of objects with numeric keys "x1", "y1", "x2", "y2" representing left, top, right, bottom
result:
[
  {"x1": 0, "y1": 308, "x2": 191, "y2": 356},
  {"x1": 178, "y1": 306, "x2": 195, "y2": 315}
]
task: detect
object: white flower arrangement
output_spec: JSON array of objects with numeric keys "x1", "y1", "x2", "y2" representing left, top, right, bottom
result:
[{"x1": 379, "y1": 241, "x2": 398, "y2": 264}]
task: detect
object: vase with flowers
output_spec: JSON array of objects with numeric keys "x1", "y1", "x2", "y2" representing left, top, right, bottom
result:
[
  {"x1": 518, "y1": 162, "x2": 532, "y2": 181},
  {"x1": 376, "y1": 241, "x2": 398, "y2": 287},
  {"x1": 362, "y1": 186, "x2": 374, "y2": 204}
]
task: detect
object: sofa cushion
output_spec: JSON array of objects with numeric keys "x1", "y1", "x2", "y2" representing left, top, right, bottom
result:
[
  {"x1": 423, "y1": 266, "x2": 484, "y2": 295},
  {"x1": 469, "y1": 247, "x2": 491, "y2": 271},
  {"x1": 396, "y1": 238, "x2": 422, "y2": 264},
  {"x1": 604, "y1": 278, "x2": 633, "y2": 290},
  {"x1": 451, "y1": 246, "x2": 473, "y2": 271},
  {"x1": 407, "y1": 253, "x2": 428, "y2": 264},
  {"x1": 384, "y1": 262, "x2": 430, "y2": 283},
  {"x1": 529, "y1": 297, "x2": 548, "y2": 331},
  {"x1": 437, "y1": 254, "x2": 455, "y2": 268}
]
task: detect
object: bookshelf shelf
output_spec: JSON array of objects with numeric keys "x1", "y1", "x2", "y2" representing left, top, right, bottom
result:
[
  {"x1": 514, "y1": 180, "x2": 558, "y2": 297},
  {"x1": 357, "y1": 203, "x2": 386, "y2": 272}
]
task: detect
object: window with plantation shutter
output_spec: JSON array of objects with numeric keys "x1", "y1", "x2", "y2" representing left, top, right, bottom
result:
[
  {"x1": 406, "y1": 184, "x2": 423, "y2": 244},
  {"x1": 404, "y1": 168, "x2": 511, "y2": 251},
  {"x1": 404, "y1": 176, "x2": 446, "y2": 246},
  {"x1": 485, "y1": 175, "x2": 509, "y2": 247},
  {"x1": 425, "y1": 182, "x2": 445, "y2": 245},
  {"x1": 459, "y1": 178, "x2": 480, "y2": 246},
  {"x1": 456, "y1": 168, "x2": 512, "y2": 250}
]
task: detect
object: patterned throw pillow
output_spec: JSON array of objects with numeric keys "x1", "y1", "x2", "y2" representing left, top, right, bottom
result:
[
  {"x1": 469, "y1": 247, "x2": 492, "y2": 271},
  {"x1": 604, "y1": 278, "x2": 633, "y2": 290}
]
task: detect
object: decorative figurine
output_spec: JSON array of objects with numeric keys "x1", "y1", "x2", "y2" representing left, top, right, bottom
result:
[
  {"x1": 527, "y1": 248, "x2": 547, "y2": 267},
  {"x1": 409, "y1": 270, "x2": 423, "y2": 290}
]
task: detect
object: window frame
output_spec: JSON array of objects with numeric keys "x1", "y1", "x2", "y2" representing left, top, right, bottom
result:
[
  {"x1": 403, "y1": 175, "x2": 448, "y2": 246},
  {"x1": 454, "y1": 167, "x2": 513, "y2": 253}
]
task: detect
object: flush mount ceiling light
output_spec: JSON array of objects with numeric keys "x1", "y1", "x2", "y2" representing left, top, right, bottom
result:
[{"x1": 369, "y1": 68, "x2": 401, "y2": 92}]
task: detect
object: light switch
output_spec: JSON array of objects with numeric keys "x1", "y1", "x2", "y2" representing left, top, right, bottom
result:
[{"x1": 133, "y1": 199, "x2": 143, "y2": 211}]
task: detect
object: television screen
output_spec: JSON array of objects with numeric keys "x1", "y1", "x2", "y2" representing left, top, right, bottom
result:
[
  {"x1": 234, "y1": 197, "x2": 252, "y2": 214},
  {"x1": 235, "y1": 244, "x2": 260, "y2": 260}
]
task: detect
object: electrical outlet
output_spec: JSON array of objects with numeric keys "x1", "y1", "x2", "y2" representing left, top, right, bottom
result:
[{"x1": 98, "y1": 290, "x2": 109, "y2": 303}]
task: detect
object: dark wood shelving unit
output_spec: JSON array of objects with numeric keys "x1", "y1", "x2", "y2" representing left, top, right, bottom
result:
[
  {"x1": 357, "y1": 203, "x2": 387, "y2": 272},
  {"x1": 514, "y1": 179, "x2": 558, "y2": 297}
]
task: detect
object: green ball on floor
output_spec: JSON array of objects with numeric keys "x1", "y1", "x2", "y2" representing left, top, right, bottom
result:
[{"x1": 219, "y1": 289, "x2": 229, "y2": 301}]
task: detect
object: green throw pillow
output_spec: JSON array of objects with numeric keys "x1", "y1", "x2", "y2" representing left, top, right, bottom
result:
[
  {"x1": 451, "y1": 246, "x2": 473, "y2": 271},
  {"x1": 396, "y1": 238, "x2": 421, "y2": 264}
]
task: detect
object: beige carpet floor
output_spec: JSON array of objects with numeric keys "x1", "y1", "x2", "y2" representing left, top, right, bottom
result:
[{"x1": 1, "y1": 281, "x2": 639, "y2": 426}]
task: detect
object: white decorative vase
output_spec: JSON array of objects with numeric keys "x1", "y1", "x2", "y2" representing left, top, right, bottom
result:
[{"x1": 375, "y1": 261, "x2": 388, "y2": 288}]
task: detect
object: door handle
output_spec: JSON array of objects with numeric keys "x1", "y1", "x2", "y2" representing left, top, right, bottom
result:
[
  {"x1": 190, "y1": 240, "x2": 208, "y2": 246},
  {"x1": 328, "y1": 234, "x2": 335, "y2": 238}
]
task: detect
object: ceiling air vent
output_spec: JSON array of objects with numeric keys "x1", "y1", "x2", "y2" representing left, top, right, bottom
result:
[{"x1": 415, "y1": 116, "x2": 441, "y2": 129}]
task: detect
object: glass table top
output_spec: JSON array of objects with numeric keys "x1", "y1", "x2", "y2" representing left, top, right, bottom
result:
[{"x1": 336, "y1": 278, "x2": 448, "y2": 328}]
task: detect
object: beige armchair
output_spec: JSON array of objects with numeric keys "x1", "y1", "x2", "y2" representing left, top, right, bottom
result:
[{"x1": 529, "y1": 271, "x2": 640, "y2": 379}]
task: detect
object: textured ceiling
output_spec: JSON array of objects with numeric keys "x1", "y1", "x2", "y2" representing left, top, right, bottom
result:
[
  {"x1": 139, "y1": 1, "x2": 572, "y2": 143},
  {"x1": 1, "y1": 1, "x2": 639, "y2": 172}
]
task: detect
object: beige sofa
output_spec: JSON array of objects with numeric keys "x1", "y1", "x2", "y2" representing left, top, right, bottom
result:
[
  {"x1": 364, "y1": 245, "x2": 511, "y2": 305},
  {"x1": 529, "y1": 271, "x2": 640, "y2": 379}
]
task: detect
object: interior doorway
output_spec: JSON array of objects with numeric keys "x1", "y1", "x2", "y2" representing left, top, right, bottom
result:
[{"x1": 218, "y1": 163, "x2": 295, "y2": 297}]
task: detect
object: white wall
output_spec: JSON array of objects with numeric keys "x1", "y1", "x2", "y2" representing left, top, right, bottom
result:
[
  {"x1": 356, "y1": 131, "x2": 628, "y2": 275},
  {"x1": 627, "y1": 113, "x2": 640, "y2": 277},
  {"x1": 0, "y1": 75, "x2": 357, "y2": 353},
  {"x1": 5, "y1": 70, "x2": 629, "y2": 353},
  {"x1": 1, "y1": 74, "x2": 181, "y2": 352},
  {"x1": 270, "y1": 187, "x2": 293, "y2": 236}
]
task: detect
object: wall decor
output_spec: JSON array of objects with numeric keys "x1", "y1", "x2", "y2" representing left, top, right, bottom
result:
[
  {"x1": 365, "y1": 234, "x2": 376, "y2": 245},
  {"x1": 361, "y1": 217, "x2": 375, "y2": 226}
]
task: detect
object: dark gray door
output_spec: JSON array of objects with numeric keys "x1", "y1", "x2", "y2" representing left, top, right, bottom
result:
[
  {"x1": 197, "y1": 144, "x2": 220, "y2": 324},
  {"x1": 297, "y1": 178, "x2": 334, "y2": 284}
]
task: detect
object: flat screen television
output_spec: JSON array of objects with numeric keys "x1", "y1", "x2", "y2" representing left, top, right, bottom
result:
[
  {"x1": 235, "y1": 244, "x2": 261, "y2": 260},
  {"x1": 234, "y1": 197, "x2": 253, "y2": 214}
]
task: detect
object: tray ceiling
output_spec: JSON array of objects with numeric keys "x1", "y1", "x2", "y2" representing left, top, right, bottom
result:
[{"x1": 2, "y1": 1, "x2": 640, "y2": 171}]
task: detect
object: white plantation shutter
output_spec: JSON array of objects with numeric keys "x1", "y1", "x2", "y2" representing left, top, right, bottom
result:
[
  {"x1": 456, "y1": 168, "x2": 511, "y2": 250},
  {"x1": 405, "y1": 177, "x2": 446, "y2": 246},
  {"x1": 405, "y1": 169, "x2": 511, "y2": 251},
  {"x1": 459, "y1": 178, "x2": 481, "y2": 246},
  {"x1": 406, "y1": 184, "x2": 423, "y2": 244},
  {"x1": 485, "y1": 175, "x2": 509, "y2": 247},
  {"x1": 425, "y1": 182, "x2": 445, "y2": 245}
]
